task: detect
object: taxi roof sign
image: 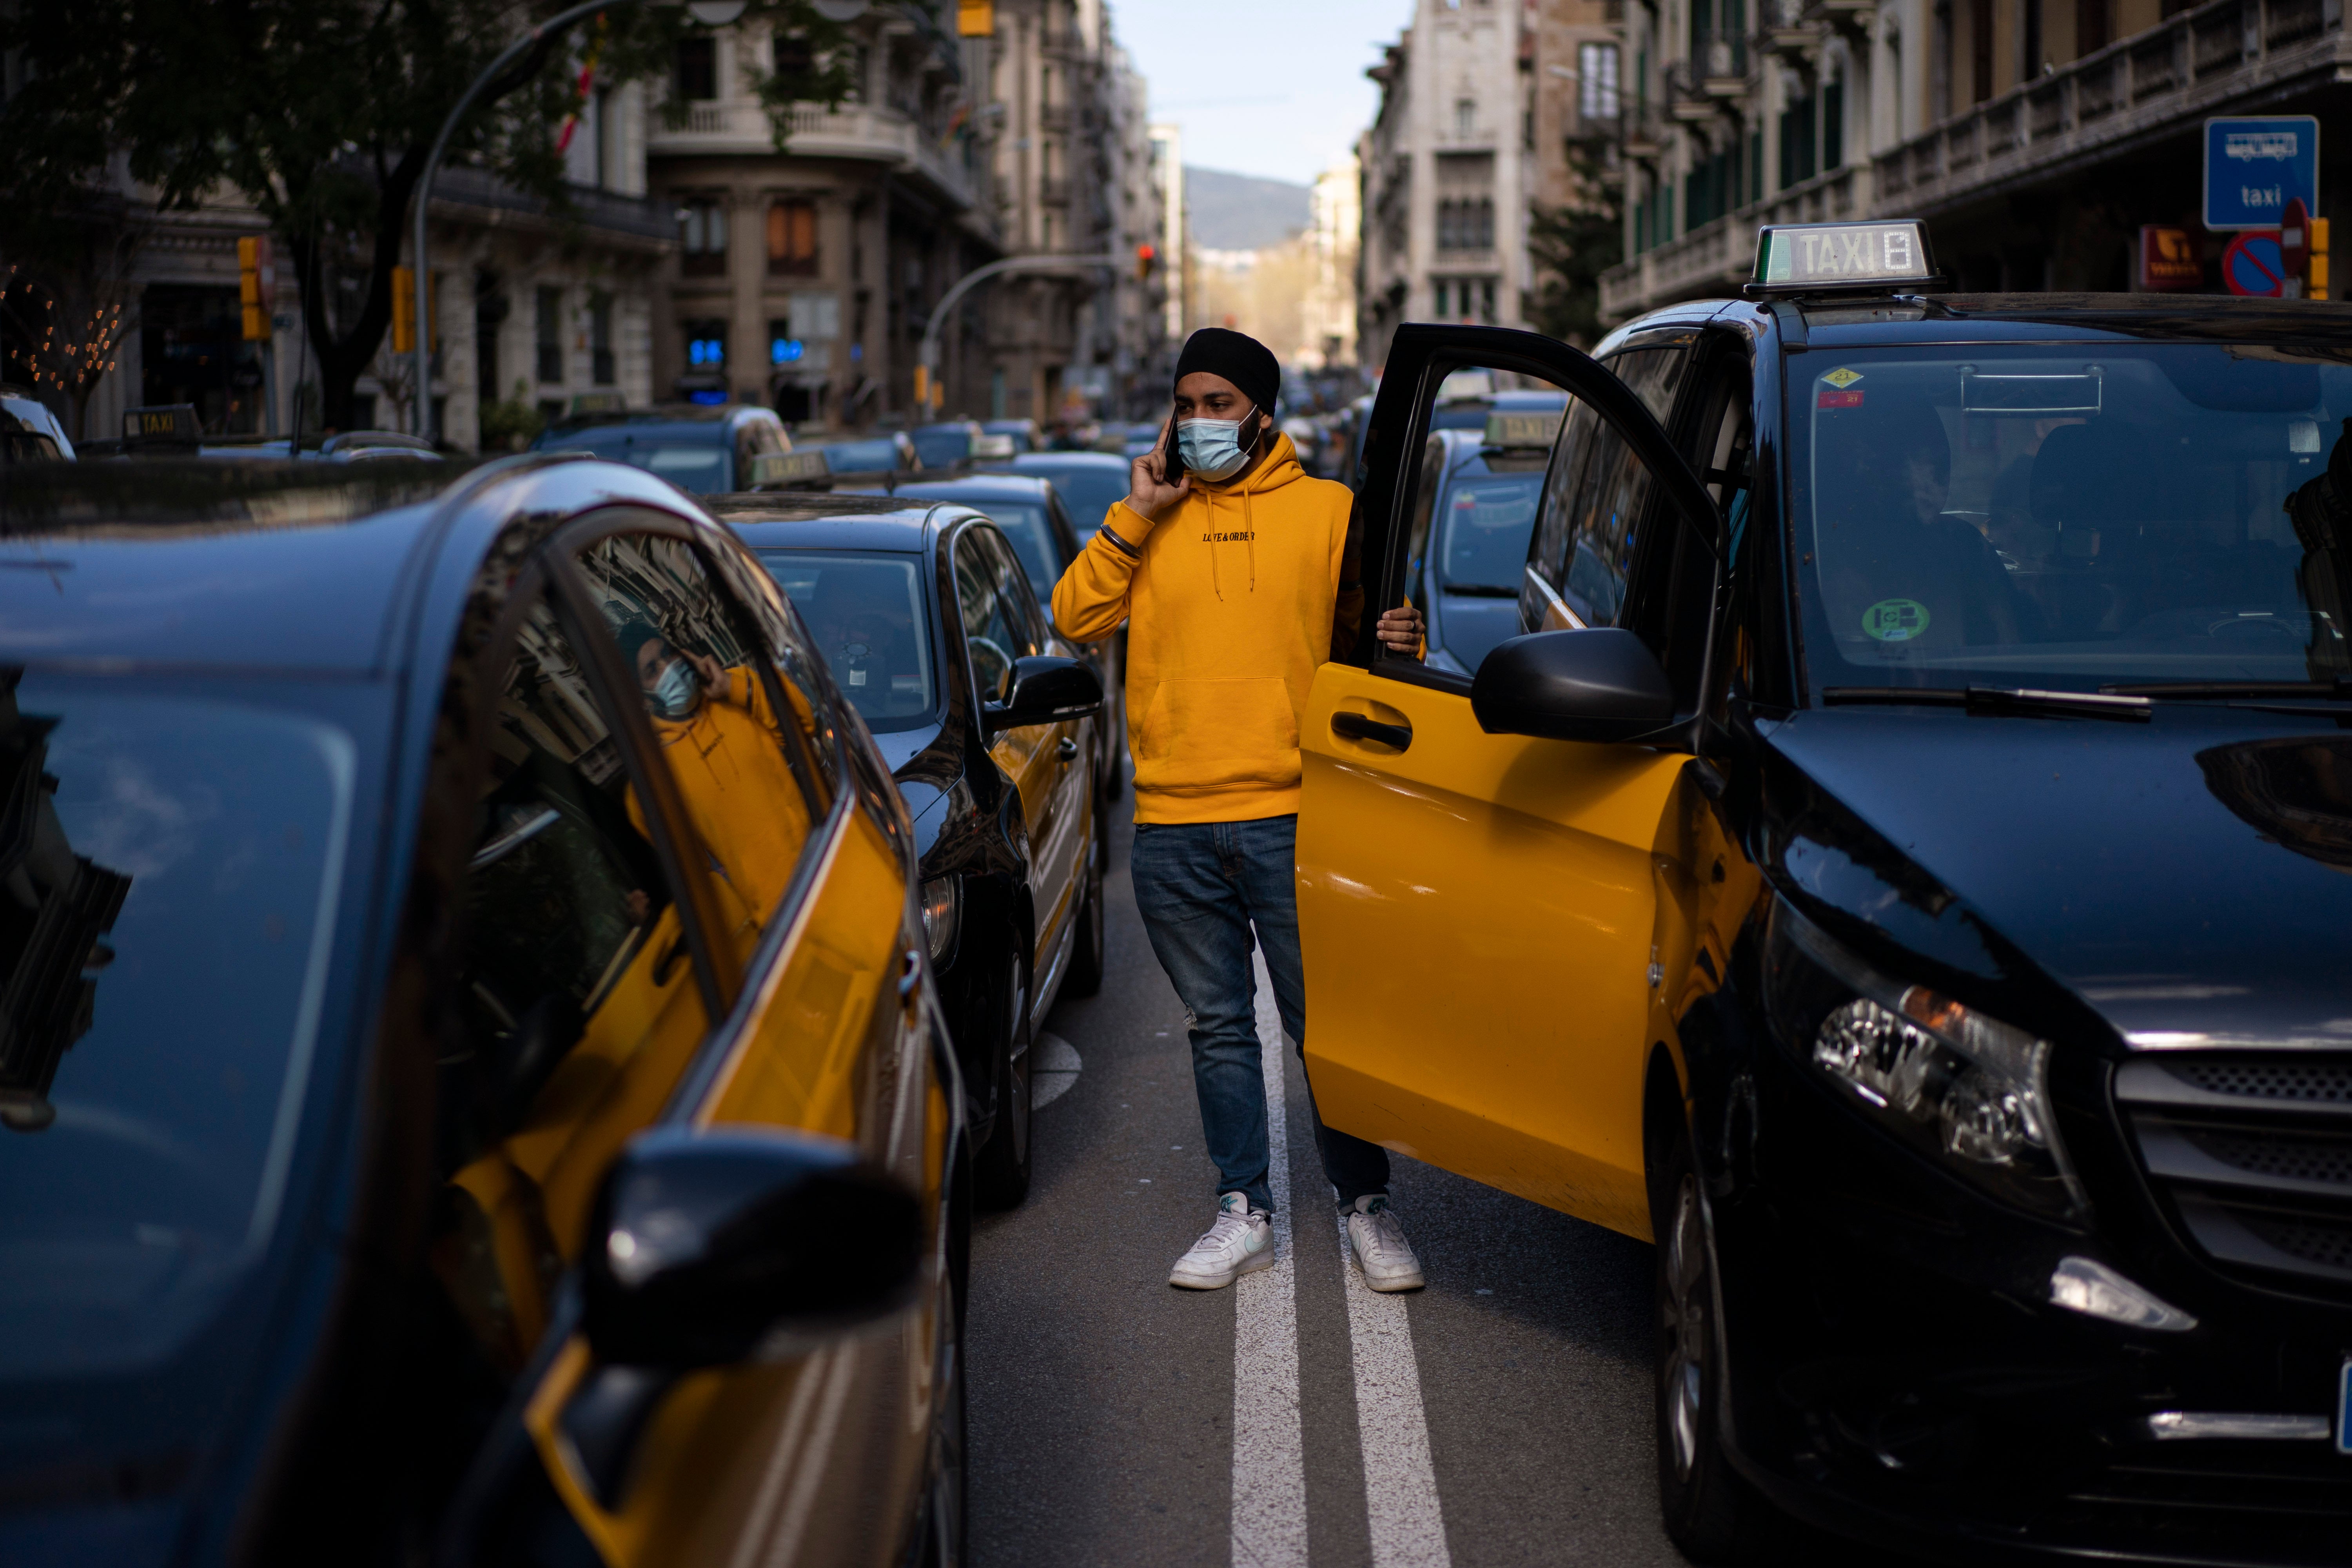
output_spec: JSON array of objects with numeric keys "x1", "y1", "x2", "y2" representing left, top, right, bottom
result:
[
  {"x1": 122, "y1": 403, "x2": 201, "y2": 446},
  {"x1": 1745, "y1": 220, "x2": 1944, "y2": 298},
  {"x1": 1484, "y1": 410, "x2": 1563, "y2": 449}
]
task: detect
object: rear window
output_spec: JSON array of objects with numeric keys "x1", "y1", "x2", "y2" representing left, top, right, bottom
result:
[
  {"x1": 0, "y1": 680, "x2": 354, "y2": 1379},
  {"x1": 820, "y1": 439, "x2": 903, "y2": 475},
  {"x1": 1025, "y1": 464, "x2": 1129, "y2": 537},
  {"x1": 1788, "y1": 345, "x2": 2352, "y2": 693},
  {"x1": 911, "y1": 428, "x2": 971, "y2": 468},
  {"x1": 547, "y1": 430, "x2": 733, "y2": 494},
  {"x1": 757, "y1": 551, "x2": 938, "y2": 730},
  {"x1": 1437, "y1": 474, "x2": 1542, "y2": 593}
]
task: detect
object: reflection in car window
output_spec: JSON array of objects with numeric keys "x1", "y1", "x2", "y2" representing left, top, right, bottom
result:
[
  {"x1": 436, "y1": 597, "x2": 708, "y2": 1370},
  {"x1": 0, "y1": 676, "x2": 353, "y2": 1379},
  {"x1": 954, "y1": 528, "x2": 1028, "y2": 704},
  {"x1": 820, "y1": 438, "x2": 904, "y2": 474},
  {"x1": 1791, "y1": 347, "x2": 2352, "y2": 691},
  {"x1": 759, "y1": 552, "x2": 937, "y2": 730},
  {"x1": 551, "y1": 432, "x2": 733, "y2": 494},
  {"x1": 968, "y1": 501, "x2": 1059, "y2": 601},
  {"x1": 1023, "y1": 465, "x2": 1130, "y2": 538},
  {"x1": 575, "y1": 534, "x2": 817, "y2": 952},
  {"x1": 1438, "y1": 475, "x2": 1543, "y2": 592}
]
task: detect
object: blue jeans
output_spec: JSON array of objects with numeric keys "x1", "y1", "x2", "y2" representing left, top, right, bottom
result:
[{"x1": 1129, "y1": 815, "x2": 1391, "y2": 1215}]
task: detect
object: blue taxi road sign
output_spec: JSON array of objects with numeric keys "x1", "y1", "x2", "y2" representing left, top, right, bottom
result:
[{"x1": 2205, "y1": 116, "x2": 2319, "y2": 230}]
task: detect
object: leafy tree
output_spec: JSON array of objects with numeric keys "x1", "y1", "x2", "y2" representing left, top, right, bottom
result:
[
  {"x1": 1525, "y1": 136, "x2": 1625, "y2": 348},
  {"x1": 0, "y1": 1, "x2": 854, "y2": 433}
]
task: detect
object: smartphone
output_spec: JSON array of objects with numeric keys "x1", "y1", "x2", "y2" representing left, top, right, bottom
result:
[{"x1": 1160, "y1": 408, "x2": 1185, "y2": 478}]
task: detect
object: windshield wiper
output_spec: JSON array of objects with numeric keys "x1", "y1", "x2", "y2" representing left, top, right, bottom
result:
[
  {"x1": 1822, "y1": 686, "x2": 2153, "y2": 723},
  {"x1": 2101, "y1": 678, "x2": 2352, "y2": 701}
]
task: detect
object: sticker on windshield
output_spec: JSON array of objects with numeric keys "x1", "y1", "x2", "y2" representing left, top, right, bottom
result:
[
  {"x1": 1822, "y1": 368, "x2": 1864, "y2": 388},
  {"x1": 1862, "y1": 599, "x2": 1931, "y2": 642},
  {"x1": 1818, "y1": 390, "x2": 1865, "y2": 409}
]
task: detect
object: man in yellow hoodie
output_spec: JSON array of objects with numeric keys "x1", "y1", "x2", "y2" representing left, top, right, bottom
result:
[{"x1": 1053, "y1": 328, "x2": 1427, "y2": 1293}]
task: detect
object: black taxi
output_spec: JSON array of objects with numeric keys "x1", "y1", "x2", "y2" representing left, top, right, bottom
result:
[
  {"x1": 0, "y1": 456, "x2": 967, "y2": 1568},
  {"x1": 1302, "y1": 221, "x2": 2352, "y2": 1564}
]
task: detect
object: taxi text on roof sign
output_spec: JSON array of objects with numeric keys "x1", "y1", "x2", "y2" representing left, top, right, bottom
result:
[{"x1": 1748, "y1": 220, "x2": 1940, "y2": 296}]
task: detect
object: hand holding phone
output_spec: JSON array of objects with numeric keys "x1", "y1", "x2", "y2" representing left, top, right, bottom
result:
[{"x1": 1127, "y1": 412, "x2": 1192, "y2": 522}]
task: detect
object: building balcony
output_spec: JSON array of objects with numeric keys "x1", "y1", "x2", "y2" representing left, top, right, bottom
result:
[
  {"x1": 1756, "y1": 0, "x2": 1826, "y2": 60},
  {"x1": 1664, "y1": 61, "x2": 1734, "y2": 122},
  {"x1": 428, "y1": 165, "x2": 674, "y2": 250},
  {"x1": 1039, "y1": 103, "x2": 1071, "y2": 133},
  {"x1": 646, "y1": 98, "x2": 975, "y2": 212},
  {"x1": 1431, "y1": 122, "x2": 1501, "y2": 152},
  {"x1": 1799, "y1": 0, "x2": 1876, "y2": 36},
  {"x1": 1038, "y1": 176, "x2": 1072, "y2": 206},
  {"x1": 1600, "y1": 0, "x2": 2350, "y2": 323},
  {"x1": 1877, "y1": 0, "x2": 2348, "y2": 218},
  {"x1": 1696, "y1": 28, "x2": 1752, "y2": 92}
]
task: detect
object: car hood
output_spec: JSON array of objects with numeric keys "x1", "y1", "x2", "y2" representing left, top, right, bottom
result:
[{"x1": 1762, "y1": 707, "x2": 2352, "y2": 1050}]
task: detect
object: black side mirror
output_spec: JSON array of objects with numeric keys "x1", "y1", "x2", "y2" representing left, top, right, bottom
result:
[
  {"x1": 1470, "y1": 628, "x2": 1676, "y2": 744},
  {"x1": 582, "y1": 1127, "x2": 923, "y2": 1370},
  {"x1": 983, "y1": 654, "x2": 1103, "y2": 735}
]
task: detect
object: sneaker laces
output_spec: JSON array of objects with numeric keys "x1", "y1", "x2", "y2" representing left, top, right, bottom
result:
[
  {"x1": 1191, "y1": 1197, "x2": 1260, "y2": 1254},
  {"x1": 1353, "y1": 1199, "x2": 1409, "y2": 1263}
]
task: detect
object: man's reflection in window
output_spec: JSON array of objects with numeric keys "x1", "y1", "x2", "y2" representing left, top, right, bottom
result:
[
  {"x1": 2284, "y1": 416, "x2": 2352, "y2": 679},
  {"x1": 0, "y1": 674, "x2": 131, "y2": 1132}
]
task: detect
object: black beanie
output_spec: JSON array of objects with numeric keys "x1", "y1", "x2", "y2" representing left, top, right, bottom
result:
[{"x1": 1174, "y1": 327, "x2": 1280, "y2": 416}]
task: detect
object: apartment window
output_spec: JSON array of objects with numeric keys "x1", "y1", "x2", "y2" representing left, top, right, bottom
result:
[
  {"x1": 1455, "y1": 98, "x2": 1476, "y2": 137},
  {"x1": 1822, "y1": 71, "x2": 1844, "y2": 170},
  {"x1": 2077, "y1": 0, "x2": 2110, "y2": 52},
  {"x1": 590, "y1": 294, "x2": 614, "y2": 385},
  {"x1": 684, "y1": 319, "x2": 727, "y2": 371},
  {"x1": 2022, "y1": 0, "x2": 2045, "y2": 77},
  {"x1": 534, "y1": 286, "x2": 562, "y2": 384},
  {"x1": 1578, "y1": 43, "x2": 1621, "y2": 123},
  {"x1": 680, "y1": 197, "x2": 728, "y2": 277},
  {"x1": 1437, "y1": 198, "x2": 1494, "y2": 251},
  {"x1": 768, "y1": 199, "x2": 819, "y2": 276},
  {"x1": 674, "y1": 36, "x2": 717, "y2": 102},
  {"x1": 1932, "y1": 2, "x2": 1953, "y2": 118},
  {"x1": 1969, "y1": 0, "x2": 1993, "y2": 102},
  {"x1": 1432, "y1": 277, "x2": 1497, "y2": 323}
]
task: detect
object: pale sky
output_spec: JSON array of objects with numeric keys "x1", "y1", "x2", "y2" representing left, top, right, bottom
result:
[{"x1": 1112, "y1": 0, "x2": 1420, "y2": 187}]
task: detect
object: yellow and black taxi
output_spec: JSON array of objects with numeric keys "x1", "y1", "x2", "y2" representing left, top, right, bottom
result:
[
  {"x1": 1306, "y1": 220, "x2": 2352, "y2": 1565},
  {"x1": 0, "y1": 455, "x2": 968, "y2": 1567},
  {"x1": 706, "y1": 491, "x2": 1107, "y2": 1210}
]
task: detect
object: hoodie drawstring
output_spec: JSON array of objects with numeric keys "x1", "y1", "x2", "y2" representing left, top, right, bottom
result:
[
  {"x1": 1206, "y1": 486, "x2": 1221, "y2": 601},
  {"x1": 1200, "y1": 437, "x2": 1289, "y2": 599}
]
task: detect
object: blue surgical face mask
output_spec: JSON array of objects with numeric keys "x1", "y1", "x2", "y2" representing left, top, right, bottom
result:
[
  {"x1": 648, "y1": 656, "x2": 702, "y2": 720},
  {"x1": 1178, "y1": 412, "x2": 1253, "y2": 481}
]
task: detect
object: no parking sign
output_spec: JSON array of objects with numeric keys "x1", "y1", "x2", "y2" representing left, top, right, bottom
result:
[{"x1": 2223, "y1": 230, "x2": 2287, "y2": 296}]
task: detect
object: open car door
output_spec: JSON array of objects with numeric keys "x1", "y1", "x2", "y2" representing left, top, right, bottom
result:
[{"x1": 1298, "y1": 323, "x2": 1725, "y2": 1241}]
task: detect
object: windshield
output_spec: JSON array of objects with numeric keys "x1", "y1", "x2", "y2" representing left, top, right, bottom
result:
[
  {"x1": 757, "y1": 552, "x2": 937, "y2": 730},
  {"x1": 0, "y1": 678, "x2": 353, "y2": 1379},
  {"x1": 910, "y1": 428, "x2": 971, "y2": 468},
  {"x1": 1024, "y1": 464, "x2": 1129, "y2": 537},
  {"x1": 1437, "y1": 473, "x2": 1542, "y2": 593},
  {"x1": 548, "y1": 430, "x2": 733, "y2": 494},
  {"x1": 1790, "y1": 345, "x2": 2352, "y2": 695},
  {"x1": 822, "y1": 439, "x2": 903, "y2": 474}
]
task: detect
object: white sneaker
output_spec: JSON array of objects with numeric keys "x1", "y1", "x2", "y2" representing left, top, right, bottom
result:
[
  {"x1": 1169, "y1": 1192, "x2": 1275, "y2": 1290},
  {"x1": 1345, "y1": 1195, "x2": 1425, "y2": 1292}
]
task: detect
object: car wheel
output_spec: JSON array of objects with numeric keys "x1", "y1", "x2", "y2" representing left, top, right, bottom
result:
[
  {"x1": 1653, "y1": 1112, "x2": 1754, "y2": 1562},
  {"x1": 973, "y1": 946, "x2": 1032, "y2": 1209},
  {"x1": 1062, "y1": 829, "x2": 1107, "y2": 998},
  {"x1": 910, "y1": 1273, "x2": 967, "y2": 1568}
]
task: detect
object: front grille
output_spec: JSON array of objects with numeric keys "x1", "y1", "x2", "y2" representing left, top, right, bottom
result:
[
  {"x1": 2043, "y1": 1445, "x2": 2352, "y2": 1564},
  {"x1": 2117, "y1": 1053, "x2": 2352, "y2": 1292}
]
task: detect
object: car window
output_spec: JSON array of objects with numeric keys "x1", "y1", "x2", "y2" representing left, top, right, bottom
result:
[
  {"x1": 1438, "y1": 474, "x2": 1544, "y2": 593},
  {"x1": 701, "y1": 538, "x2": 844, "y2": 793},
  {"x1": 758, "y1": 551, "x2": 938, "y2": 731},
  {"x1": 551, "y1": 430, "x2": 734, "y2": 495},
  {"x1": 911, "y1": 427, "x2": 972, "y2": 468},
  {"x1": 434, "y1": 595, "x2": 713, "y2": 1367},
  {"x1": 977, "y1": 525, "x2": 1050, "y2": 652},
  {"x1": 953, "y1": 526, "x2": 1031, "y2": 703},
  {"x1": 821, "y1": 438, "x2": 902, "y2": 474},
  {"x1": 972, "y1": 500, "x2": 1060, "y2": 599},
  {"x1": 1025, "y1": 463, "x2": 1130, "y2": 537},
  {"x1": 0, "y1": 675, "x2": 354, "y2": 1380},
  {"x1": 1527, "y1": 346, "x2": 1691, "y2": 631},
  {"x1": 1788, "y1": 345, "x2": 2352, "y2": 693},
  {"x1": 572, "y1": 532, "x2": 820, "y2": 953}
]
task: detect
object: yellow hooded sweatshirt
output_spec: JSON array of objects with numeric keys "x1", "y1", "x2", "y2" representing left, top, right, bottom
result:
[{"x1": 1051, "y1": 432, "x2": 1357, "y2": 824}]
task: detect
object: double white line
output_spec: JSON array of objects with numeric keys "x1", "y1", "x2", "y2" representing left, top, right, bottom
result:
[{"x1": 1231, "y1": 955, "x2": 1451, "y2": 1568}]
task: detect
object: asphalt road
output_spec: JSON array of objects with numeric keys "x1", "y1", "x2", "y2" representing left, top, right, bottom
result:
[{"x1": 968, "y1": 813, "x2": 1933, "y2": 1568}]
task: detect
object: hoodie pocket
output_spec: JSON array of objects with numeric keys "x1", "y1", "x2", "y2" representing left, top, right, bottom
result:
[{"x1": 1132, "y1": 678, "x2": 1302, "y2": 794}]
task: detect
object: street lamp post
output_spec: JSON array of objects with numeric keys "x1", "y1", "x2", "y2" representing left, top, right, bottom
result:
[
  {"x1": 410, "y1": 0, "x2": 746, "y2": 444},
  {"x1": 917, "y1": 253, "x2": 1120, "y2": 416}
]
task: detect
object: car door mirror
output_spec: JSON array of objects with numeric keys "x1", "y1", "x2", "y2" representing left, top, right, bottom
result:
[
  {"x1": 983, "y1": 654, "x2": 1103, "y2": 735},
  {"x1": 582, "y1": 1126, "x2": 923, "y2": 1370},
  {"x1": 1470, "y1": 628, "x2": 1675, "y2": 743}
]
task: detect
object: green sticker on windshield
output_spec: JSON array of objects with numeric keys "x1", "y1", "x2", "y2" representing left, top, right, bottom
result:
[{"x1": 1862, "y1": 599, "x2": 1931, "y2": 642}]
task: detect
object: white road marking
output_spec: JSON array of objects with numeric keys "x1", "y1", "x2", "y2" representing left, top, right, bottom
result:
[
  {"x1": 1337, "y1": 1207, "x2": 1452, "y2": 1568},
  {"x1": 1232, "y1": 950, "x2": 1307, "y2": 1568},
  {"x1": 1032, "y1": 1031, "x2": 1082, "y2": 1109}
]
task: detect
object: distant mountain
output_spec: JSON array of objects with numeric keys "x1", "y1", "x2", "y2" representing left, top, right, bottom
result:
[{"x1": 1186, "y1": 166, "x2": 1312, "y2": 252}]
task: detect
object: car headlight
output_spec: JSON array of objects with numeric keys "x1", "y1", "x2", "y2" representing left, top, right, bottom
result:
[
  {"x1": 919, "y1": 877, "x2": 959, "y2": 964},
  {"x1": 1767, "y1": 897, "x2": 2087, "y2": 1224}
]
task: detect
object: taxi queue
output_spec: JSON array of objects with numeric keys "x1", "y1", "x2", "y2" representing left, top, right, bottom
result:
[{"x1": 8, "y1": 213, "x2": 2352, "y2": 1568}]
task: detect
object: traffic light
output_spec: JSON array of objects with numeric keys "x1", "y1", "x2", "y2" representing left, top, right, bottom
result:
[
  {"x1": 238, "y1": 236, "x2": 273, "y2": 342},
  {"x1": 1136, "y1": 243, "x2": 1158, "y2": 282},
  {"x1": 2314, "y1": 218, "x2": 2332, "y2": 301},
  {"x1": 392, "y1": 266, "x2": 416, "y2": 354}
]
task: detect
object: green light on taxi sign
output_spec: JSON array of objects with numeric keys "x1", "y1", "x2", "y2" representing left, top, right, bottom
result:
[{"x1": 1747, "y1": 220, "x2": 1942, "y2": 296}]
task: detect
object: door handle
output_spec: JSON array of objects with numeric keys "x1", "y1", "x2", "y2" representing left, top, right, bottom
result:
[
  {"x1": 1057, "y1": 737, "x2": 1079, "y2": 762},
  {"x1": 1330, "y1": 710, "x2": 1412, "y2": 751}
]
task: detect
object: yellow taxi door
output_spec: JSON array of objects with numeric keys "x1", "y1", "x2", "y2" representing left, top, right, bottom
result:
[{"x1": 1298, "y1": 324, "x2": 1724, "y2": 1243}]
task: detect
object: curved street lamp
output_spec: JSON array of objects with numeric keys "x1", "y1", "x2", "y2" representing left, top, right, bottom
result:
[{"x1": 410, "y1": 0, "x2": 748, "y2": 443}]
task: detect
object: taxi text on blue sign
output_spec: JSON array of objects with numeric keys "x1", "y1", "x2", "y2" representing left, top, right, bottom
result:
[{"x1": 2203, "y1": 116, "x2": 2319, "y2": 230}]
